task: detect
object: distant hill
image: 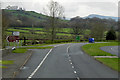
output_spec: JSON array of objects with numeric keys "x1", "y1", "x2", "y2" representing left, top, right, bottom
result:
[
  {"x1": 4, "y1": 9, "x2": 49, "y2": 22},
  {"x1": 3, "y1": 9, "x2": 68, "y2": 28},
  {"x1": 83, "y1": 14, "x2": 118, "y2": 21}
]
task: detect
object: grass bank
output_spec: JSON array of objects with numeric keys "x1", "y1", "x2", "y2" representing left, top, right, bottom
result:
[
  {"x1": 82, "y1": 42, "x2": 119, "y2": 56},
  {"x1": 96, "y1": 58, "x2": 120, "y2": 72},
  {"x1": 12, "y1": 46, "x2": 54, "y2": 53},
  {"x1": 82, "y1": 42, "x2": 119, "y2": 72}
]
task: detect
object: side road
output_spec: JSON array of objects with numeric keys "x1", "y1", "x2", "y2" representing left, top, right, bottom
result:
[{"x1": 2, "y1": 50, "x2": 33, "y2": 78}]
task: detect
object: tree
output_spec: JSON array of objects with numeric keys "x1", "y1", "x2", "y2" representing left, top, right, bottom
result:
[
  {"x1": 106, "y1": 27, "x2": 116, "y2": 40},
  {"x1": 2, "y1": 10, "x2": 11, "y2": 48},
  {"x1": 90, "y1": 22, "x2": 106, "y2": 40},
  {"x1": 70, "y1": 16, "x2": 85, "y2": 40},
  {"x1": 43, "y1": 0, "x2": 64, "y2": 43}
]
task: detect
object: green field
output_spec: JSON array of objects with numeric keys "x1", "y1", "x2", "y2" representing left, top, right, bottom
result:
[
  {"x1": 7, "y1": 29, "x2": 29, "y2": 33},
  {"x1": 7, "y1": 28, "x2": 72, "y2": 36},
  {"x1": 82, "y1": 42, "x2": 119, "y2": 56}
]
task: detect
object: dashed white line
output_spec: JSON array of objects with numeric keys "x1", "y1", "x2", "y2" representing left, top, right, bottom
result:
[
  {"x1": 66, "y1": 44, "x2": 80, "y2": 80},
  {"x1": 74, "y1": 71, "x2": 77, "y2": 74},
  {"x1": 27, "y1": 49, "x2": 53, "y2": 79},
  {"x1": 72, "y1": 66, "x2": 74, "y2": 68},
  {"x1": 69, "y1": 56, "x2": 71, "y2": 59}
]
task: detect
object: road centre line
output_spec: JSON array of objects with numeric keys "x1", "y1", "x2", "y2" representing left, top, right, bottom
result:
[
  {"x1": 74, "y1": 71, "x2": 77, "y2": 74},
  {"x1": 72, "y1": 66, "x2": 74, "y2": 68},
  {"x1": 67, "y1": 44, "x2": 80, "y2": 80},
  {"x1": 67, "y1": 45, "x2": 71, "y2": 53}
]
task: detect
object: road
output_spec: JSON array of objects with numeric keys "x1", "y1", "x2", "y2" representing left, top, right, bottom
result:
[
  {"x1": 100, "y1": 46, "x2": 119, "y2": 56},
  {"x1": 16, "y1": 43, "x2": 119, "y2": 79}
]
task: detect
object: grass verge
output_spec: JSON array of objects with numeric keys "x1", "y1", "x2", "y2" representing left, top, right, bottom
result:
[
  {"x1": 82, "y1": 42, "x2": 119, "y2": 56},
  {"x1": 96, "y1": 58, "x2": 120, "y2": 72},
  {"x1": 0, "y1": 66, "x2": 8, "y2": 68},
  {"x1": 0, "y1": 60, "x2": 14, "y2": 64},
  {"x1": 12, "y1": 46, "x2": 54, "y2": 53}
]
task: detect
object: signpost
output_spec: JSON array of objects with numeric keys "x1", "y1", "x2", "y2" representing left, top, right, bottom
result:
[
  {"x1": 6, "y1": 36, "x2": 19, "y2": 42},
  {"x1": 6, "y1": 31, "x2": 20, "y2": 47},
  {"x1": 12, "y1": 32, "x2": 20, "y2": 36},
  {"x1": 76, "y1": 36, "x2": 80, "y2": 41}
]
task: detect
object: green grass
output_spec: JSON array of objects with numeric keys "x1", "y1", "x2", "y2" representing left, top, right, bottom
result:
[
  {"x1": 35, "y1": 31, "x2": 45, "y2": 34},
  {"x1": 22, "y1": 28, "x2": 43, "y2": 31},
  {"x1": 61, "y1": 28, "x2": 71, "y2": 33},
  {"x1": 0, "y1": 60, "x2": 14, "y2": 64},
  {"x1": 12, "y1": 46, "x2": 54, "y2": 53},
  {"x1": 0, "y1": 66, "x2": 8, "y2": 68},
  {"x1": 7, "y1": 29, "x2": 29, "y2": 33},
  {"x1": 12, "y1": 48, "x2": 28, "y2": 53},
  {"x1": 0, "y1": 60, "x2": 14, "y2": 68},
  {"x1": 56, "y1": 33, "x2": 71, "y2": 36},
  {"x1": 96, "y1": 58, "x2": 120, "y2": 72},
  {"x1": 82, "y1": 42, "x2": 119, "y2": 56}
]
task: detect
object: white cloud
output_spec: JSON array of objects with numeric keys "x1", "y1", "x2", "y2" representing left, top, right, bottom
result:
[{"x1": 1, "y1": 0, "x2": 118, "y2": 18}]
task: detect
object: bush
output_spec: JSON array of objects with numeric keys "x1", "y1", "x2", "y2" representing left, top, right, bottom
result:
[{"x1": 106, "y1": 28, "x2": 116, "y2": 40}]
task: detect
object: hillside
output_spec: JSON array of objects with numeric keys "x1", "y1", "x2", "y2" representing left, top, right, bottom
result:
[
  {"x1": 4, "y1": 9, "x2": 49, "y2": 21},
  {"x1": 3, "y1": 9, "x2": 69, "y2": 28}
]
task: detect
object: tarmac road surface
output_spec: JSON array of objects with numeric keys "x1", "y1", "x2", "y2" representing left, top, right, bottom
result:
[
  {"x1": 16, "y1": 43, "x2": 119, "y2": 79},
  {"x1": 100, "y1": 46, "x2": 119, "y2": 56}
]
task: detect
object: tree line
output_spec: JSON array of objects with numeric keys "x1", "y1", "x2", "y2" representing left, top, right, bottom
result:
[{"x1": 2, "y1": 0, "x2": 118, "y2": 47}]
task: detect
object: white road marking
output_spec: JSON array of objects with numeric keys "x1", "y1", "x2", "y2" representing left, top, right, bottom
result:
[
  {"x1": 27, "y1": 44, "x2": 66, "y2": 79},
  {"x1": 74, "y1": 71, "x2": 76, "y2": 74},
  {"x1": 77, "y1": 77, "x2": 80, "y2": 80},
  {"x1": 72, "y1": 66, "x2": 74, "y2": 68},
  {"x1": 67, "y1": 45, "x2": 71, "y2": 53},
  {"x1": 28, "y1": 49, "x2": 53, "y2": 79}
]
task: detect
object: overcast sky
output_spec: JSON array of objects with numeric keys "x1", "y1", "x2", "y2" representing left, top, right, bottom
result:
[{"x1": 1, "y1": 0, "x2": 119, "y2": 18}]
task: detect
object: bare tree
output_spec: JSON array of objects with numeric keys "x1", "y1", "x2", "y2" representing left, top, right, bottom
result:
[
  {"x1": 70, "y1": 16, "x2": 85, "y2": 40},
  {"x1": 43, "y1": 0, "x2": 64, "y2": 43},
  {"x1": 90, "y1": 22, "x2": 106, "y2": 40}
]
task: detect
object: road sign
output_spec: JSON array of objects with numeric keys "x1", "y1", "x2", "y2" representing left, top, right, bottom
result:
[
  {"x1": 12, "y1": 32, "x2": 20, "y2": 36},
  {"x1": 76, "y1": 36, "x2": 80, "y2": 40},
  {"x1": 7, "y1": 36, "x2": 19, "y2": 42}
]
